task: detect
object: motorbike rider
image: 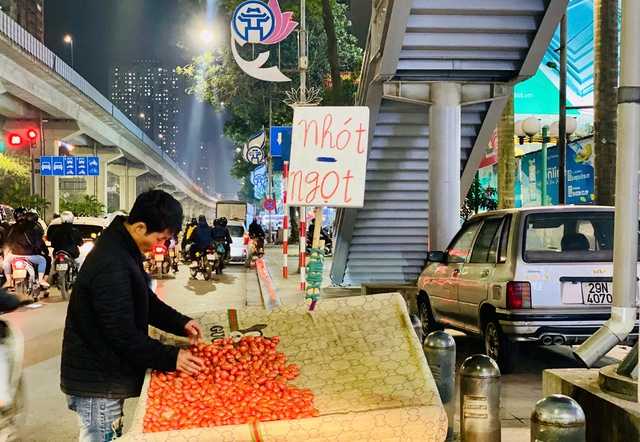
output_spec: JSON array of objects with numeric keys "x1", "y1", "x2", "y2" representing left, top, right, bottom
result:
[
  {"x1": 2, "y1": 209, "x2": 49, "y2": 289},
  {"x1": 50, "y1": 211, "x2": 84, "y2": 269},
  {"x1": 188, "y1": 215, "x2": 215, "y2": 268},
  {"x1": 181, "y1": 218, "x2": 197, "y2": 259},
  {"x1": 307, "y1": 218, "x2": 330, "y2": 244},
  {"x1": 248, "y1": 216, "x2": 265, "y2": 255},
  {"x1": 212, "y1": 217, "x2": 233, "y2": 262}
]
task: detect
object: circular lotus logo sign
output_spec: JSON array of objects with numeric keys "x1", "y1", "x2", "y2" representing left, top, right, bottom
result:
[{"x1": 231, "y1": 0, "x2": 298, "y2": 82}]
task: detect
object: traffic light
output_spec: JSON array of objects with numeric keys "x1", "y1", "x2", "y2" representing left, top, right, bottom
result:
[
  {"x1": 8, "y1": 133, "x2": 22, "y2": 146},
  {"x1": 6, "y1": 128, "x2": 38, "y2": 148}
]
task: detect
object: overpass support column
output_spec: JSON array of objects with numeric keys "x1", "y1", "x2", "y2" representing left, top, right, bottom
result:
[
  {"x1": 108, "y1": 163, "x2": 148, "y2": 211},
  {"x1": 428, "y1": 83, "x2": 461, "y2": 251}
]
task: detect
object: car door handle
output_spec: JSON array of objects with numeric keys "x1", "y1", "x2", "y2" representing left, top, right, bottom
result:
[
  {"x1": 452, "y1": 269, "x2": 460, "y2": 277},
  {"x1": 481, "y1": 269, "x2": 490, "y2": 278}
]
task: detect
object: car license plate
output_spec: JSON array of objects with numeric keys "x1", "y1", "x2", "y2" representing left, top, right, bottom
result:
[
  {"x1": 12, "y1": 269, "x2": 26, "y2": 279},
  {"x1": 582, "y1": 282, "x2": 613, "y2": 304},
  {"x1": 56, "y1": 263, "x2": 68, "y2": 271},
  {"x1": 207, "y1": 254, "x2": 215, "y2": 260},
  {"x1": 154, "y1": 254, "x2": 164, "y2": 261}
]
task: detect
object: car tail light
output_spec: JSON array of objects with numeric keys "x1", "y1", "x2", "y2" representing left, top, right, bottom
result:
[
  {"x1": 506, "y1": 282, "x2": 531, "y2": 309},
  {"x1": 243, "y1": 234, "x2": 250, "y2": 245},
  {"x1": 154, "y1": 245, "x2": 166, "y2": 254}
]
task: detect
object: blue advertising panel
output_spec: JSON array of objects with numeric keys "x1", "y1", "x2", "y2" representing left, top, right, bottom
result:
[
  {"x1": 566, "y1": 140, "x2": 595, "y2": 204},
  {"x1": 519, "y1": 148, "x2": 559, "y2": 206}
]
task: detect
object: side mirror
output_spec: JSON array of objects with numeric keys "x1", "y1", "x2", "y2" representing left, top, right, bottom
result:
[{"x1": 427, "y1": 251, "x2": 445, "y2": 263}]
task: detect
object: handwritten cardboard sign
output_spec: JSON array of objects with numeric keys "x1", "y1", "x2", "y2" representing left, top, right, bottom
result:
[{"x1": 287, "y1": 106, "x2": 370, "y2": 207}]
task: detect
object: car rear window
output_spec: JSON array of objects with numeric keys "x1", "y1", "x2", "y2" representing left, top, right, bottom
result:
[
  {"x1": 523, "y1": 212, "x2": 637, "y2": 263},
  {"x1": 47, "y1": 224, "x2": 103, "y2": 240},
  {"x1": 228, "y1": 225, "x2": 245, "y2": 238}
]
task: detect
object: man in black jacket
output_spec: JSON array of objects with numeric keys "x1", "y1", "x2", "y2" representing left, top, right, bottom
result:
[
  {"x1": 61, "y1": 190, "x2": 203, "y2": 441},
  {"x1": 50, "y1": 211, "x2": 84, "y2": 267}
]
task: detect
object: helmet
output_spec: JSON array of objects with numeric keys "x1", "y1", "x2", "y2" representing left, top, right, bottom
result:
[
  {"x1": 213, "y1": 218, "x2": 220, "y2": 226},
  {"x1": 219, "y1": 217, "x2": 228, "y2": 227},
  {"x1": 0, "y1": 207, "x2": 6, "y2": 222},
  {"x1": 190, "y1": 217, "x2": 197, "y2": 225},
  {"x1": 198, "y1": 215, "x2": 207, "y2": 223},
  {"x1": 12, "y1": 207, "x2": 27, "y2": 221},
  {"x1": 60, "y1": 211, "x2": 74, "y2": 224},
  {"x1": 26, "y1": 212, "x2": 39, "y2": 225}
]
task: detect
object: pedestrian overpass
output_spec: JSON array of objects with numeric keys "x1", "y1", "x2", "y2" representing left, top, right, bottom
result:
[
  {"x1": 0, "y1": 11, "x2": 216, "y2": 221},
  {"x1": 331, "y1": 0, "x2": 570, "y2": 285}
]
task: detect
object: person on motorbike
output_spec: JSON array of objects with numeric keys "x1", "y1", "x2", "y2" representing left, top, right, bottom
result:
[
  {"x1": 2, "y1": 209, "x2": 49, "y2": 289},
  {"x1": 188, "y1": 215, "x2": 215, "y2": 268},
  {"x1": 50, "y1": 211, "x2": 84, "y2": 269},
  {"x1": 212, "y1": 217, "x2": 233, "y2": 262},
  {"x1": 307, "y1": 218, "x2": 330, "y2": 244},
  {"x1": 248, "y1": 216, "x2": 265, "y2": 255}
]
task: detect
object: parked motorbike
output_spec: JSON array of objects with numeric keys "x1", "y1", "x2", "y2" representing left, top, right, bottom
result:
[
  {"x1": 52, "y1": 251, "x2": 77, "y2": 301},
  {"x1": 10, "y1": 258, "x2": 43, "y2": 303},
  {"x1": 0, "y1": 289, "x2": 25, "y2": 441}
]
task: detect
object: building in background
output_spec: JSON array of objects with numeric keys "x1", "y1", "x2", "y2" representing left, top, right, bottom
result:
[
  {"x1": 108, "y1": 60, "x2": 179, "y2": 160},
  {"x1": 0, "y1": 0, "x2": 44, "y2": 41}
]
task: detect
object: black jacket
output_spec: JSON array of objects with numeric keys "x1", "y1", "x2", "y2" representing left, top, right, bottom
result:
[
  {"x1": 212, "y1": 225, "x2": 232, "y2": 244},
  {"x1": 190, "y1": 221, "x2": 214, "y2": 249},
  {"x1": 60, "y1": 217, "x2": 191, "y2": 399},
  {"x1": 6, "y1": 221, "x2": 46, "y2": 256},
  {"x1": 50, "y1": 224, "x2": 84, "y2": 259},
  {"x1": 249, "y1": 221, "x2": 264, "y2": 238}
]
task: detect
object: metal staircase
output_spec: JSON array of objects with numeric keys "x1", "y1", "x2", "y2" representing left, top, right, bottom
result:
[{"x1": 331, "y1": 0, "x2": 570, "y2": 286}]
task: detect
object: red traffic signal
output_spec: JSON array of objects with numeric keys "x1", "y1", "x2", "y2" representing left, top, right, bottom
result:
[
  {"x1": 26, "y1": 129, "x2": 38, "y2": 141},
  {"x1": 8, "y1": 134, "x2": 22, "y2": 146}
]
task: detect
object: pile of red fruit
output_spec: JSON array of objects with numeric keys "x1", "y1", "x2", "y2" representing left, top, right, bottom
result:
[{"x1": 143, "y1": 335, "x2": 319, "y2": 433}]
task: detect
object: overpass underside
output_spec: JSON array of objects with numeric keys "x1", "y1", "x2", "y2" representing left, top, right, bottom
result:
[{"x1": 331, "y1": 0, "x2": 569, "y2": 286}]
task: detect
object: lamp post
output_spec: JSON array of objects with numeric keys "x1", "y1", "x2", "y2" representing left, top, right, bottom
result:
[{"x1": 63, "y1": 35, "x2": 74, "y2": 69}]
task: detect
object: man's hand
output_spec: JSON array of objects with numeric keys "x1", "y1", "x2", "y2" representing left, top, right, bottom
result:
[
  {"x1": 176, "y1": 349, "x2": 203, "y2": 375},
  {"x1": 184, "y1": 319, "x2": 203, "y2": 346}
]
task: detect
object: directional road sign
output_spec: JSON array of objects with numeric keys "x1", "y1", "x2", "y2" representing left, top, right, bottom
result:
[
  {"x1": 39, "y1": 156, "x2": 100, "y2": 177},
  {"x1": 269, "y1": 126, "x2": 292, "y2": 172}
]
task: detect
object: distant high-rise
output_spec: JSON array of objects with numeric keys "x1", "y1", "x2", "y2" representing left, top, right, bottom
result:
[
  {"x1": 108, "y1": 60, "x2": 179, "y2": 161},
  {"x1": 0, "y1": 0, "x2": 44, "y2": 42}
]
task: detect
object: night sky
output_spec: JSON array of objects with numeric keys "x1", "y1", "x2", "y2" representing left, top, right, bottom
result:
[{"x1": 43, "y1": 0, "x2": 241, "y2": 198}]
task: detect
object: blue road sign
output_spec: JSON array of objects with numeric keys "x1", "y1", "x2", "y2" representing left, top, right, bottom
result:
[
  {"x1": 52, "y1": 157, "x2": 64, "y2": 176},
  {"x1": 64, "y1": 156, "x2": 76, "y2": 176},
  {"x1": 37, "y1": 156, "x2": 100, "y2": 177},
  {"x1": 88, "y1": 156, "x2": 100, "y2": 176},
  {"x1": 40, "y1": 156, "x2": 52, "y2": 176},
  {"x1": 270, "y1": 126, "x2": 292, "y2": 172}
]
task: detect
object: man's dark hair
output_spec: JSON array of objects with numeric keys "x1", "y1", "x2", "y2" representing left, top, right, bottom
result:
[{"x1": 128, "y1": 189, "x2": 183, "y2": 235}]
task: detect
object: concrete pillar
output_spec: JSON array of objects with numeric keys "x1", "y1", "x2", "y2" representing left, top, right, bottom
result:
[
  {"x1": 108, "y1": 163, "x2": 148, "y2": 212},
  {"x1": 428, "y1": 83, "x2": 461, "y2": 251}
]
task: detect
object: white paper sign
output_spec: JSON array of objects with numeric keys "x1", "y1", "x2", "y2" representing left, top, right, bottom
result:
[{"x1": 287, "y1": 106, "x2": 370, "y2": 207}]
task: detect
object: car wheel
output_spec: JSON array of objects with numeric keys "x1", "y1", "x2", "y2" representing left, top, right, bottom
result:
[
  {"x1": 418, "y1": 296, "x2": 443, "y2": 339},
  {"x1": 484, "y1": 318, "x2": 519, "y2": 374}
]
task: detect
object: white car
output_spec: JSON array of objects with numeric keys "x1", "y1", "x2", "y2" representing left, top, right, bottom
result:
[
  {"x1": 414, "y1": 206, "x2": 639, "y2": 373},
  {"x1": 45, "y1": 216, "x2": 104, "y2": 259},
  {"x1": 227, "y1": 221, "x2": 249, "y2": 263}
]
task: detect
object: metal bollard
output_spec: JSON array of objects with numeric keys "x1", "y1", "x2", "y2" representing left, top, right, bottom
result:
[
  {"x1": 423, "y1": 331, "x2": 456, "y2": 441},
  {"x1": 460, "y1": 354, "x2": 501, "y2": 442},
  {"x1": 410, "y1": 314, "x2": 423, "y2": 342},
  {"x1": 530, "y1": 394, "x2": 586, "y2": 442}
]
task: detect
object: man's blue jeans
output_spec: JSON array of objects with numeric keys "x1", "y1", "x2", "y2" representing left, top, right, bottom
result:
[{"x1": 67, "y1": 396, "x2": 124, "y2": 442}]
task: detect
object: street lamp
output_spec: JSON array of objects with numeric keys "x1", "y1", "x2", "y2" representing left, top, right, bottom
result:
[
  {"x1": 199, "y1": 29, "x2": 214, "y2": 44},
  {"x1": 63, "y1": 35, "x2": 74, "y2": 69}
]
